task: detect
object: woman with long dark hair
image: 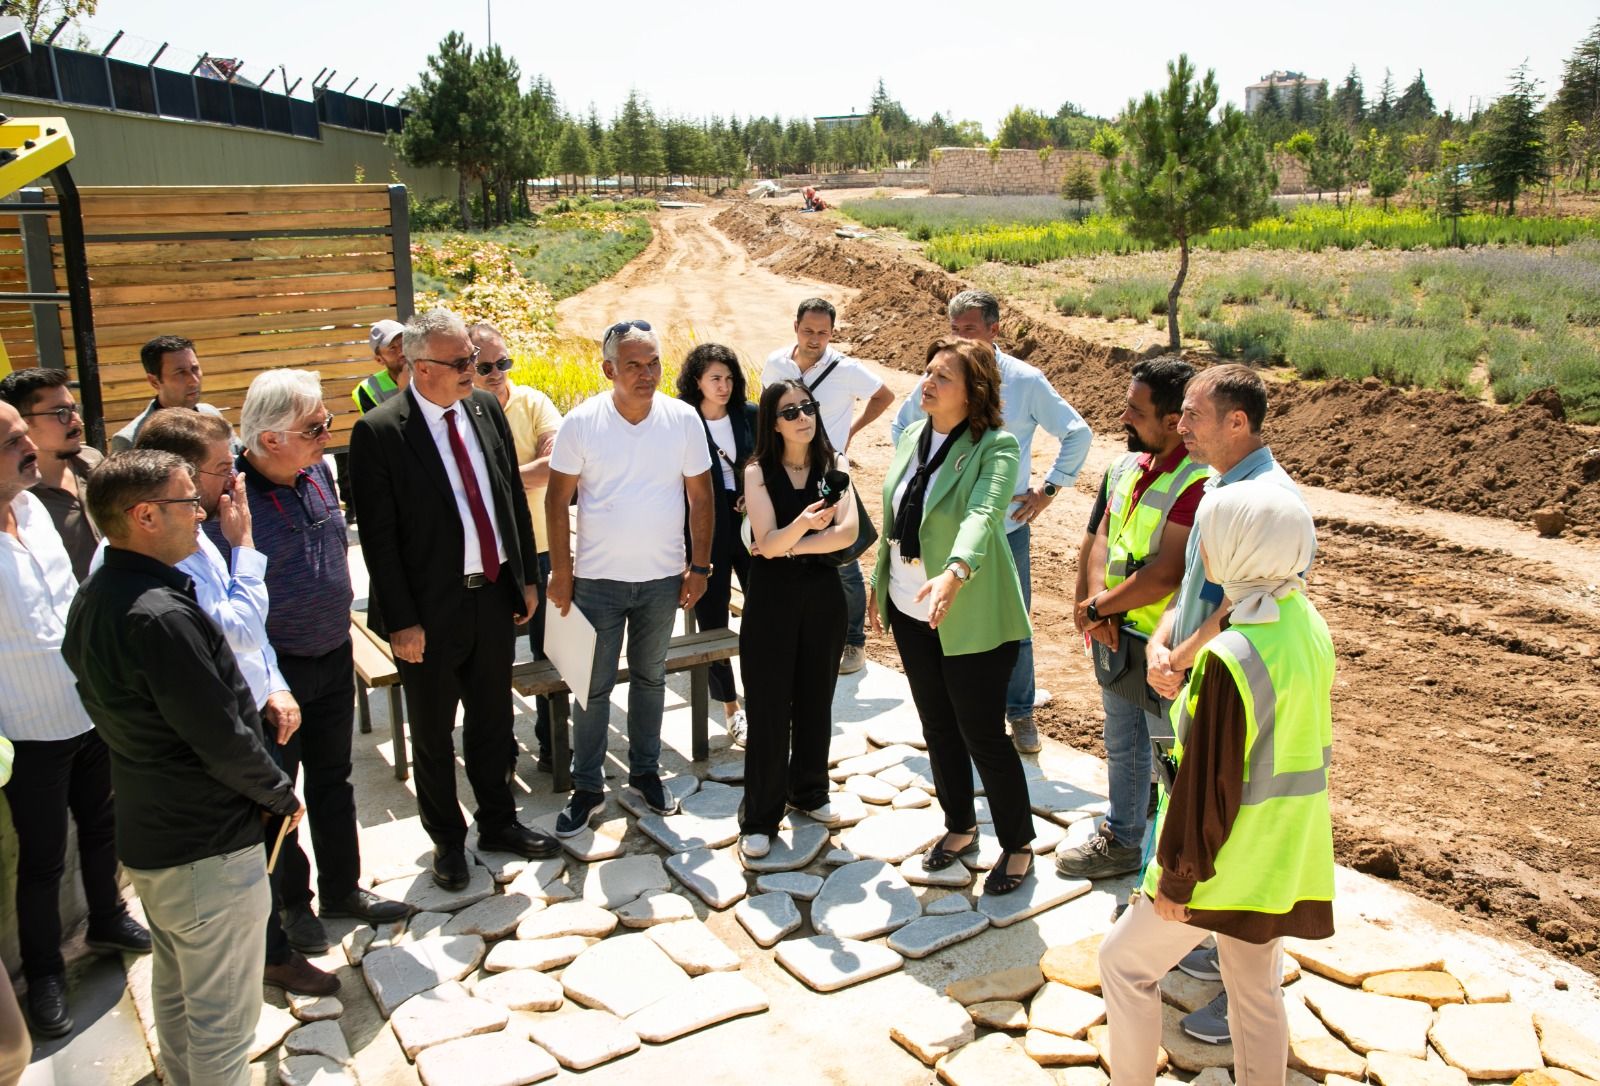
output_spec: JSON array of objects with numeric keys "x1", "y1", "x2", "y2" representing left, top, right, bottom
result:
[
  {"x1": 675, "y1": 344, "x2": 757, "y2": 744},
  {"x1": 737, "y1": 379, "x2": 858, "y2": 859}
]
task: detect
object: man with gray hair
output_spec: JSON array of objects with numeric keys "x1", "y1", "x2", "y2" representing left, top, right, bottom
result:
[
  {"x1": 891, "y1": 288, "x2": 1092, "y2": 752},
  {"x1": 545, "y1": 319, "x2": 713, "y2": 836},
  {"x1": 351, "y1": 309, "x2": 559, "y2": 891}
]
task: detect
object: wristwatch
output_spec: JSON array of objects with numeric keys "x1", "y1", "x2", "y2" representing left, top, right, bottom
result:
[
  {"x1": 688, "y1": 564, "x2": 712, "y2": 576},
  {"x1": 946, "y1": 561, "x2": 970, "y2": 582},
  {"x1": 1042, "y1": 481, "x2": 1060, "y2": 497},
  {"x1": 1086, "y1": 595, "x2": 1105, "y2": 623}
]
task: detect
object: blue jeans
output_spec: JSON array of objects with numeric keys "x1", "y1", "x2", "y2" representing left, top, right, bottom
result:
[
  {"x1": 1004, "y1": 523, "x2": 1034, "y2": 721},
  {"x1": 839, "y1": 558, "x2": 866, "y2": 648},
  {"x1": 570, "y1": 576, "x2": 681, "y2": 794},
  {"x1": 1102, "y1": 686, "x2": 1158, "y2": 847}
]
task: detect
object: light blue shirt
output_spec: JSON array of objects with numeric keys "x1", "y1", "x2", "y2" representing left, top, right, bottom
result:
[
  {"x1": 1170, "y1": 445, "x2": 1311, "y2": 646},
  {"x1": 90, "y1": 533, "x2": 286, "y2": 709},
  {"x1": 890, "y1": 348, "x2": 1092, "y2": 534}
]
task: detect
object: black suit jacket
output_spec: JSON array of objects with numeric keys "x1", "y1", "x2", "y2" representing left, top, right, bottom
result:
[
  {"x1": 700, "y1": 401, "x2": 758, "y2": 498},
  {"x1": 349, "y1": 387, "x2": 538, "y2": 640}
]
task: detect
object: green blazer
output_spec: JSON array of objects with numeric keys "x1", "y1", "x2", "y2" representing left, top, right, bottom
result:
[{"x1": 873, "y1": 421, "x2": 1032, "y2": 656}]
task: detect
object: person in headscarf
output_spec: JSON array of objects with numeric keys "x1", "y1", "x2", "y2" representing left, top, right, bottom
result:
[{"x1": 1097, "y1": 478, "x2": 1334, "y2": 1085}]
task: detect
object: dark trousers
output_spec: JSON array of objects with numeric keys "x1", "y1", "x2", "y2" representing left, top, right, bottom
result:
[
  {"x1": 888, "y1": 602, "x2": 1031, "y2": 853},
  {"x1": 525, "y1": 552, "x2": 552, "y2": 755},
  {"x1": 396, "y1": 573, "x2": 519, "y2": 850},
  {"x1": 738, "y1": 560, "x2": 845, "y2": 835},
  {"x1": 3, "y1": 731, "x2": 124, "y2": 979},
  {"x1": 694, "y1": 486, "x2": 750, "y2": 704}
]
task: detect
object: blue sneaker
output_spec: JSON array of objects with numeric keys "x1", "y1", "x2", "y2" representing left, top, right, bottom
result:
[
  {"x1": 1181, "y1": 990, "x2": 1230, "y2": 1044},
  {"x1": 555, "y1": 790, "x2": 605, "y2": 837},
  {"x1": 1178, "y1": 943, "x2": 1222, "y2": 981}
]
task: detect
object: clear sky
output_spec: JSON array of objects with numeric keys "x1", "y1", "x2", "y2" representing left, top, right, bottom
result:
[{"x1": 87, "y1": 0, "x2": 1595, "y2": 131}]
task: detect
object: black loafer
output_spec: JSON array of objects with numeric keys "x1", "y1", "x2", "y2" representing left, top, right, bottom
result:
[
  {"x1": 86, "y1": 912, "x2": 152, "y2": 955},
  {"x1": 477, "y1": 822, "x2": 561, "y2": 860},
  {"x1": 320, "y1": 888, "x2": 410, "y2": 924},
  {"x1": 431, "y1": 847, "x2": 471, "y2": 891},
  {"x1": 26, "y1": 973, "x2": 73, "y2": 1038}
]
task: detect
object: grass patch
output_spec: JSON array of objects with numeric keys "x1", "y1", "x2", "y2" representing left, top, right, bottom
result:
[
  {"x1": 1198, "y1": 306, "x2": 1294, "y2": 363},
  {"x1": 1055, "y1": 276, "x2": 1171, "y2": 320},
  {"x1": 508, "y1": 326, "x2": 700, "y2": 413},
  {"x1": 1264, "y1": 270, "x2": 1339, "y2": 316},
  {"x1": 1485, "y1": 330, "x2": 1600, "y2": 422},
  {"x1": 1286, "y1": 322, "x2": 1482, "y2": 392},
  {"x1": 843, "y1": 195, "x2": 1092, "y2": 238}
]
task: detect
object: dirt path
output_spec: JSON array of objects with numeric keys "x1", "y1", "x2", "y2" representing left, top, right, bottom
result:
[{"x1": 556, "y1": 204, "x2": 1600, "y2": 973}]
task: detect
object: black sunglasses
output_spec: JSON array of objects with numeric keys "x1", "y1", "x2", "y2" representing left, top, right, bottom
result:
[
  {"x1": 284, "y1": 413, "x2": 337, "y2": 440},
  {"x1": 418, "y1": 347, "x2": 482, "y2": 373},
  {"x1": 475, "y1": 356, "x2": 514, "y2": 377},
  {"x1": 22, "y1": 405, "x2": 79, "y2": 425},
  {"x1": 777, "y1": 400, "x2": 819, "y2": 422},
  {"x1": 602, "y1": 319, "x2": 652, "y2": 348}
]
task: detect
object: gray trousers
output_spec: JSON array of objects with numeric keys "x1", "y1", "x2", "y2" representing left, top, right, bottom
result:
[{"x1": 126, "y1": 844, "x2": 270, "y2": 1086}]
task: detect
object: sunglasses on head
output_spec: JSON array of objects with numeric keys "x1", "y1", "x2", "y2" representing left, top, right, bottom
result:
[
  {"x1": 475, "y1": 356, "x2": 514, "y2": 377},
  {"x1": 777, "y1": 400, "x2": 819, "y2": 422},
  {"x1": 418, "y1": 346, "x2": 482, "y2": 373},
  {"x1": 602, "y1": 319, "x2": 652, "y2": 348}
]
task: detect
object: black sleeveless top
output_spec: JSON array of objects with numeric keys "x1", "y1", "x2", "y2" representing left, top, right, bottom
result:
[{"x1": 754, "y1": 461, "x2": 830, "y2": 567}]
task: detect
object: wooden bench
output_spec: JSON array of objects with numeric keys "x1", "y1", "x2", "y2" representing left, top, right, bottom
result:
[
  {"x1": 350, "y1": 611, "x2": 409, "y2": 781},
  {"x1": 511, "y1": 627, "x2": 740, "y2": 793}
]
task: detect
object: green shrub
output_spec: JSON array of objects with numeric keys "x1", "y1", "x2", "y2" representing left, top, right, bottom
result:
[
  {"x1": 1198, "y1": 307, "x2": 1293, "y2": 363},
  {"x1": 409, "y1": 196, "x2": 459, "y2": 232},
  {"x1": 1214, "y1": 267, "x2": 1268, "y2": 304},
  {"x1": 1287, "y1": 323, "x2": 1480, "y2": 390},
  {"x1": 1342, "y1": 275, "x2": 1398, "y2": 320},
  {"x1": 1077, "y1": 277, "x2": 1171, "y2": 320},
  {"x1": 1486, "y1": 329, "x2": 1600, "y2": 420},
  {"x1": 1265, "y1": 271, "x2": 1338, "y2": 316}
]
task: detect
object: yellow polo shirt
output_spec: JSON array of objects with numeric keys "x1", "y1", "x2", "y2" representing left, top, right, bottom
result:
[{"x1": 503, "y1": 381, "x2": 563, "y2": 553}]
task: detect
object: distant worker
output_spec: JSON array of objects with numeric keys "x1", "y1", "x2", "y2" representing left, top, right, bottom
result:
[
  {"x1": 892, "y1": 289, "x2": 1092, "y2": 753},
  {"x1": 1098, "y1": 479, "x2": 1333, "y2": 1084},
  {"x1": 762, "y1": 298, "x2": 894, "y2": 675},
  {"x1": 1057, "y1": 358, "x2": 1205, "y2": 880},
  {"x1": 0, "y1": 367, "x2": 102, "y2": 582},
  {"x1": 110, "y1": 335, "x2": 229, "y2": 453},
  {"x1": 800, "y1": 186, "x2": 828, "y2": 212},
  {"x1": 353, "y1": 319, "x2": 409, "y2": 415}
]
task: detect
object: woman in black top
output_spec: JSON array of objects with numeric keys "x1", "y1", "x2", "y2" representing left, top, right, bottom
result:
[
  {"x1": 676, "y1": 344, "x2": 758, "y2": 745},
  {"x1": 737, "y1": 380, "x2": 858, "y2": 859}
]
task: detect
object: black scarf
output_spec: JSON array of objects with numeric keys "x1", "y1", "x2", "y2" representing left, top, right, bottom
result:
[{"x1": 892, "y1": 420, "x2": 968, "y2": 562}]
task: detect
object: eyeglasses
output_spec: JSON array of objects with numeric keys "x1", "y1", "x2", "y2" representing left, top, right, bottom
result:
[
  {"x1": 22, "y1": 405, "x2": 79, "y2": 425},
  {"x1": 283, "y1": 413, "x2": 336, "y2": 440},
  {"x1": 475, "y1": 356, "x2": 514, "y2": 377},
  {"x1": 196, "y1": 465, "x2": 237, "y2": 480},
  {"x1": 125, "y1": 496, "x2": 204, "y2": 513},
  {"x1": 602, "y1": 319, "x2": 652, "y2": 348},
  {"x1": 267, "y1": 470, "x2": 335, "y2": 533},
  {"x1": 777, "y1": 400, "x2": 820, "y2": 422},
  {"x1": 417, "y1": 347, "x2": 481, "y2": 373}
]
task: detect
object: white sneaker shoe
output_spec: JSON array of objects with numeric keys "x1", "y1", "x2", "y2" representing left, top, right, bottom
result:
[
  {"x1": 791, "y1": 800, "x2": 843, "y2": 826},
  {"x1": 740, "y1": 834, "x2": 771, "y2": 858},
  {"x1": 727, "y1": 709, "x2": 748, "y2": 748}
]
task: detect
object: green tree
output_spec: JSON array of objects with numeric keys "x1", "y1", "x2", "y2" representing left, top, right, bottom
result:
[
  {"x1": 1373, "y1": 69, "x2": 1396, "y2": 127},
  {"x1": 556, "y1": 122, "x2": 591, "y2": 193},
  {"x1": 1478, "y1": 63, "x2": 1546, "y2": 215},
  {"x1": 1309, "y1": 116, "x2": 1355, "y2": 205},
  {"x1": 1331, "y1": 66, "x2": 1365, "y2": 127},
  {"x1": 1436, "y1": 138, "x2": 1471, "y2": 246},
  {"x1": 1061, "y1": 157, "x2": 1097, "y2": 213},
  {"x1": 951, "y1": 119, "x2": 987, "y2": 146},
  {"x1": 392, "y1": 32, "x2": 486, "y2": 228},
  {"x1": 614, "y1": 90, "x2": 665, "y2": 191},
  {"x1": 1395, "y1": 70, "x2": 1436, "y2": 127},
  {"x1": 1101, "y1": 55, "x2": 1276, "y2": 350},
  {"x1": 13, "y1": 0, "x2": 96, "y2": 40},
  {"x1": 1359, "y1": 129, "x2": 1405, "y2": 209},
  {"x1": 469, "y1": 45, "x2": 524, "y2": 225},
  {"x1": 997, "y1": 106, "x2": 1053, "y2": 149},
  {"x1": 1088, "y1": 123, "x2": 1124, "y2": 164},
  {"x1": 1050, "y1": 101, "x2": 1100, "y2": 149},
  {"x1": 1554, "y1": 19, "x2": 1600, "y2": 188}
]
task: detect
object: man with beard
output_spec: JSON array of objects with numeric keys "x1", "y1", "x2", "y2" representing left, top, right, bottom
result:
[
  {"x1": 1057, "y1": 358, "x2": 1204, "y2": 880},
  {"x1": 0, "y1": 368, "x2": 102, "y2": 582}
]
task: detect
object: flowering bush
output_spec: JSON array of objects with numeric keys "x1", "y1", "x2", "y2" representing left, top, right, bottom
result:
[{"x1": 410, "y1": 236, "x2": 558, "y2": 355}]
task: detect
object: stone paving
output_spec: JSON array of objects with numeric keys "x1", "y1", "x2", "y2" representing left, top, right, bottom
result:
[{"x1": 93, "y1": 600, "x2": 1600, "y2": 1085}]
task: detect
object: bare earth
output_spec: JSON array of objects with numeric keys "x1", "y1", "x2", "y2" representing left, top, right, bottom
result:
[{"x1": 557, "y1": 203, "x2": 1600, "y2": 973}]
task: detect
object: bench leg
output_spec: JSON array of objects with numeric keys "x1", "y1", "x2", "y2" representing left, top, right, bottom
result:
[
  {"x1": 690, "y1": 663, "x2": 709, "y2": 764},
  {"x1": 389, "y1": 686, "x2": 409, "y2": 782},
  {"x1": 355, "y1": 675, "x2": 373, "y2": 734},
  {"x1": 551, "y1": 694, "x2": 572, "y2": 795}
]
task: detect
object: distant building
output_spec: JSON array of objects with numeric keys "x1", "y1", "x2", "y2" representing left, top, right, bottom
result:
[
  {"x1": 1245, "y1": 70, "x2": 1326, "y2": 114},
  {"x1": 814, "y1": 113, "x2": 869, "y2": 130}
]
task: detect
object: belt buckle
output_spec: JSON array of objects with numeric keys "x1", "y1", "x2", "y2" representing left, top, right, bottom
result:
[{"x1": 463, "y1": 573, "x2": 488, "y2": 589}]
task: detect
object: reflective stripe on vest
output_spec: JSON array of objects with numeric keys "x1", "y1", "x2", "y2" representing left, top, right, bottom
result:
[
  {"x1": 352, "y1": 370, "x2": 399, "y2": 413},
  {"x1": 1104, "y1": 452, "x2": 1207, "y2": 633}
]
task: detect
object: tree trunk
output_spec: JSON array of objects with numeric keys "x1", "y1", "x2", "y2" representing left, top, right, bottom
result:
[
  {"x1": 457, "y1": 173, "x2": 471, "y2": 230},
  {"x1": 480, "y1": 178, "x2": 492, "y2": 230},
  {"x1": 1167, "y1": 237, "x2": 1189, "y2": 352}
]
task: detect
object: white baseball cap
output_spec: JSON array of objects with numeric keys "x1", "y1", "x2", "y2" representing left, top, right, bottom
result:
[{"x1": 369, "y1": 319, "x2": 405, "y2": 353}]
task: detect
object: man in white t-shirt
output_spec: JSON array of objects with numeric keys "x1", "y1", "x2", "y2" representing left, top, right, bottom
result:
[
  {"x1": 546, "y1": 320, "x2": 714, "y2": 836},
  {"x1": 761, "y1": 297, "x2": 894, "y2": 675}
]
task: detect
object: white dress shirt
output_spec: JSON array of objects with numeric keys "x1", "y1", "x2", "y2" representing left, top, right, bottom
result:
[
  {"x1": 0, "y1": 492, "x2": 94, "y2": 742},
  {"x1": 410, "y1": 388, "x2": 508, "y2": 575}
]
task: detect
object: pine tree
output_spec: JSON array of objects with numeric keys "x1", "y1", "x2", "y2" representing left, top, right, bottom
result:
[
  {"x1": 1332, "y1": 66, "x2": 1365, "y2": 127},
  {"x1": 392, "y1": 32, "x2": 483, "y2": 228},
  {"x1": 1061, "y1": 158, "x2": 1097, "y2": 214},
  {"x1": 1374, "y1": 69, "x2": 1396, "y2": 127},
  {"x1": 1396, "y1": 71, "x2": 1436, "y2": 127},
  {"x1": 1478, "y1": 63, "x2": 1546, "y2": 215},
  {"x1": 614, "y1": 90, "x2": 665, "y2": 192},
  {"x1": 556, "y1": 123, "x2": 591, "y2": 193}
]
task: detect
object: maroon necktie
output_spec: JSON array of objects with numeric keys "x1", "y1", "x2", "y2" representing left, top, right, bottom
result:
[{"x1": 443, "y1": 408, "x2": 499, "y2": 582}]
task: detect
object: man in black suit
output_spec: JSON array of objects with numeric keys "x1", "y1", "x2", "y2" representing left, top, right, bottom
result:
[{"x1": 349, "y1": 308, "x2": 559, "y2": 889}]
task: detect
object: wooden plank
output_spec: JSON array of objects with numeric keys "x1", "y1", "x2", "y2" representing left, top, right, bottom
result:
[
  {"x1": 76, "y1": 306, "x2": 393, "y2": 348},
  {"x1": 74, "y1": 184, "x2": 392, "y2": 197},
  {"x1": 55, "y1": 235, "x2": 393, "y2": 264},
  {"x1": 68, "y1": 253, "x2": 394, "y2": 287},
  {"x1": 73, "y1": 288, "x2": 397, "y2": 328},
  {"x1": 351, "y1": 630, "x2": 399, "y2": 686},
  {"x1": 87, "y1": 272, "x2": 397, "y2": 306},
  {"x1": 82, "y1": 209, "x2": 393, "y2": 235},
  {"x1": 69, "y1": 325, "x2": 376, "y2": 366},
  {"x1": 96, "y1": 360, "x2": 373, "y2": 400},
  {"x1": 80, "y1": 190, "x2": 394, "y2": 216},
  {"x1": 513, "y1": 631, "x2": 740, "y2": 697}
]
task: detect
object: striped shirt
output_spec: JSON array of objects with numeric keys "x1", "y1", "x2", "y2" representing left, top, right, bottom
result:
[{"x1": 0, "y1": 491, "x2": 94, "y2": 741}]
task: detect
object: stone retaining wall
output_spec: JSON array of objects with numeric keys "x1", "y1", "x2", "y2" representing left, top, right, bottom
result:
[{"x1": 927, "y1": 146, "x2": 1312, "y2": 196}]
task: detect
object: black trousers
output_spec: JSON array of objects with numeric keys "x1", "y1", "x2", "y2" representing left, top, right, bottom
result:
[
  {"x1": 274, "y1": 641, "x2": 362, "y2": 909},
  {"x1": 396, "y1": 572, "x2": 520, "y2": 851},
  {"x1": 524, "y1": 551, "x2": 552, "y2": 754},
  {"x1": 3, "y1": 731, "x2": 124, "y2": 979},
  {"x1": 738, "y1": 559, "x2": 845, "y2": 835},
  {"x1": 694, "y1": 486, "x2": 750, "y2": 704},
  {"x1": 888, "y1": 601, "x2": 1032, "y2": 853}
]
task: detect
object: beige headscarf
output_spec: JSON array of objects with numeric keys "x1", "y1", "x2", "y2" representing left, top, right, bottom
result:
[{"x1": 1195, "y1": 479, "x2": 1316, "y2": 624}]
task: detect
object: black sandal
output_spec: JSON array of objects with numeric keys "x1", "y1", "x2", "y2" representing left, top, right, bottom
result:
[
  {"x1": 923, "y1": 830, "x2": 980, "y2": 871},
  {"x1": 984, "y1": 850, "x2": 1034, "y2": 895}
]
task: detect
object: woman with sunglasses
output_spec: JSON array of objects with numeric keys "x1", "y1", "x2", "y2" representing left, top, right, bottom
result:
[
  {"x1": 674, "y1": 344, "x2": 757, "y2": 747},
  {"x1": 868, "y1": 337, "x2": 1034, "y2": 895},
  {"x1": 737, "y1": 380, "x2": 858, "y2": 859}
]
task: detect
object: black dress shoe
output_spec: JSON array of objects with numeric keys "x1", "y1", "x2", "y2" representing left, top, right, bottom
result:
[
  {"x1": 26, "y1": 973, "x2": 73, "y2": 1038},
  {"x1": 281, "y1": 908, "x2": 330, "y2": 954},
  {"x1": 432, "y1": 847, "x2": 470, "y2": 891},
  {"x1": 86, "y1": 912, "x2": 152, "y2": 954},
  {"x1": 320, "y1": 888, "x2": 410, "y2": 924},
  {"x1": 477, "y1": 822, "x2": 561, "y2": 860},
  {"x1": 263, "y1": 951, "x2": 341, "y2": 997}
]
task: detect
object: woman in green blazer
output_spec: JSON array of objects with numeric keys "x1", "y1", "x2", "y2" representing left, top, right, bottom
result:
[{"x1": 868, "y1": 336, "x2": 1035, "y2": 894}]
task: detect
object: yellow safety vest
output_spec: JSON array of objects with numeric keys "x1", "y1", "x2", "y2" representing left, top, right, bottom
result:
[
  {"x1": 1143, "y1": 591, "x2": 1336, "y2": 914},
  {"x1": 1104, "y1": 451, "x2": 1207, "y2": 635}
]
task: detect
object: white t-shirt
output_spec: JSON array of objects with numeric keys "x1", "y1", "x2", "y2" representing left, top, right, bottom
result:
[
  {"x1": 705, "y1": 414, "x2": 737, "y2": 490},
  {"x1": 761, "y1": 346, "x2": 883, "y2": 454},
  {"x1": 887, "y1": 429, "x2": 953, "y2": 623},
  {"x1": 550, "y1": 392, "x2": 713, "y2": 581}
]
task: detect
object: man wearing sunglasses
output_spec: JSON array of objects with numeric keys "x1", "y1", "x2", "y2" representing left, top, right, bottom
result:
[
  {"x1": 0, "y1": 367, "x2": 102, "y2": 582},
  {"x1": 351, "y1": 308, "x2": 560, "y2": 891}
]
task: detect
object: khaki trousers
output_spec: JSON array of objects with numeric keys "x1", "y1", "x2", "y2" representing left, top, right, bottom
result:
[{"x1": 1099, "y1": 894, "x2": 1289, "y2": 1085}]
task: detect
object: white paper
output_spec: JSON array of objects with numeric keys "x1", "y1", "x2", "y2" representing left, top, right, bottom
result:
[{"x1": 544, "y1": 601, "x2": 597, "y2": 710}]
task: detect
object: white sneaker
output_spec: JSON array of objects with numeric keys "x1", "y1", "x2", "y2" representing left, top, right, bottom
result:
[
  {"x1": 727, "y1": 709, "x2": 748, "y2": 748},
  {"x1": 740, "y1": 834, "x2": 771, "y2": 858},
  {"x1": 791, "y1": 800, "x2": 843, "y2": 826}
]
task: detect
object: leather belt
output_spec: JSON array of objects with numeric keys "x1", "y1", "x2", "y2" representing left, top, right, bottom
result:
[{"x1": 462, "y1": 573, "x2": 491, "y2": 589}]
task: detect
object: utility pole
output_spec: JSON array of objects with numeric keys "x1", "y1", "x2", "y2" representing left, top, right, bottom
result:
[{"x1": 486, "y1": 0, "x2": 493, "y2": 47}]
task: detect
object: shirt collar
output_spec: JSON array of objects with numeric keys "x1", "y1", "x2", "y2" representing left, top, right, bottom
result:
[
  {"x1": 1137, "y1": 444, "x2": 1190, "y2": 475},
  {"x1": 1218, "y1": 444, "x2": 1276, "y2": 486},
  {"x1": 102, "y1": 545, "x2": 194, "y2": 593},
  {"x1": 409, "y1": 385, "x2": 477, "y2": 430}
]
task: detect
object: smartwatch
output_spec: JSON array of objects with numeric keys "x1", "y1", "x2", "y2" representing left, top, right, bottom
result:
[
  {"x1": 689, "y1": 564, "x2": 712, "y2": 576},
  {"x1": 1086, "y1": 596, "x2": 1105, "y2": 623},
  {"x1": 1042, "y1": 481, "x2": 1060, "y2": 497}
]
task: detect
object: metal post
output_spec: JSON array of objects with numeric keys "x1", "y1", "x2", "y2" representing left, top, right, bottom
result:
[
  {"x1": 18, "y1": 188, "x2": 64, "y2": 370},
  {"x1": 48, "y1": 166, "x2": 103, "y2": 450},
  {"x1": 387, "y1": 184, "x2": 414, "y2": 319}
]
